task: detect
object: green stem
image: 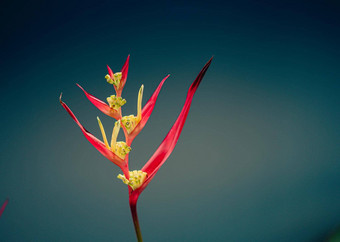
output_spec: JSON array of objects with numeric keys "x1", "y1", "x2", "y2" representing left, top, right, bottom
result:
[{"x1": 129, "y1": 199, "x2": 143, "y2": 242}]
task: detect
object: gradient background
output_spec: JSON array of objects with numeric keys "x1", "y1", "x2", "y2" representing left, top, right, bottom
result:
[{"x1": 0, "y1": 0, "x2": 339, "y2": 241}]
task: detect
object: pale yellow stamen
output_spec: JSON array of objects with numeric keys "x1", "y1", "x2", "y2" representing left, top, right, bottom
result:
[
  {"x1": 105, "y1": 74, "x2": 113, "y2": 84},
  {"x1": 137, "y1": 85, "x2": 144, "y2": 121},
  {"x1": 110, "y1": 121, "x2": 131, "y2": 159},
  {"x1": 105, "y1": 72, "x2": 122, "y2": 88},
  {"x1": 117, "y1": 170, "x2": 148, "y2": 190},
  {"x1": 121, "y1": 85, "x2": 144, "y2": 134},
  {"x1": 112, "y1": 72, "x2": 122, "y2": 87},
  {"x1": 97, "y1": 117, "x2": 110, "y2": 149},
  {"x1": 110, "y1": 120, "x2": 120, "y2": 150}
]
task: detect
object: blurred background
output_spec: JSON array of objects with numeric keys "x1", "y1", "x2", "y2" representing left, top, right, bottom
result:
[{"x1": 0, "y1": 0, "x2": 339, "y2": 241}]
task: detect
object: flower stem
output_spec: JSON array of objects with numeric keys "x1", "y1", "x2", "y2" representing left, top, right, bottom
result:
[{"x1": 129, "y1": 198, "x2": 143, "y2": 242}]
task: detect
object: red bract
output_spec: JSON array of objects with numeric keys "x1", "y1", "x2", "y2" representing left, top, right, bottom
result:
[
  {"x1": 126, "y1": 58, "x2": 212, "y2": 241},
  {"x1": 130, "y1": 57, "x2": 212, "y2": 200},
  {"x1": 0, "y1": 198, "x2": 9, "y2": 217},
  {"x1": 77, "y1": 84, "x2": 122, "y2": 120},
  {"x1": 108, "y1": 55, "x2": 130, "y2": 97}
]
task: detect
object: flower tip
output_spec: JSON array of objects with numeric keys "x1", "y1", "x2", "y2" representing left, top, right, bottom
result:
[
  {"x1": 76, "y1": 83, "x2": 85, "y2": 92},
  {"x1": 59, "y1": 93, "x2": 63, "y2": 103}
]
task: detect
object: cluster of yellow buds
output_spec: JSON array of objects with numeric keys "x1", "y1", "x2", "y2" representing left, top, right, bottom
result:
[
  {"x1": 105, "y1": 72, "x2": 122, "y2": 88},
  {"x1": 117, "y1": 170, "x2": 148, "y2": 190},
  {"x1": 107, "y1": 95, "x2": 126, "y2": 110}
]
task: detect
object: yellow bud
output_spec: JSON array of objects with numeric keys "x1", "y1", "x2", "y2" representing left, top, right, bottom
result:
[
  {"x1": 121, "y1": 115, "x2": 139, "y2": 134},
  {"x1": 106, "y1": 95, "x2": 126, "y2": 110},
  {"x1": 117, "y1": 170, "x2": 148, "y2": 190}
]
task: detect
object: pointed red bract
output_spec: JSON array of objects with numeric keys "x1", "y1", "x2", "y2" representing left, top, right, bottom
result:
[
  {"x1": 77, "y1": 84, "x2": 121, "y2": 120},
  {"x1": 107, "y1": 55, "x2": 130, "y2": 97},
  {"x1": 135, "y1": 58, "x2": 212, "y2": 194},
  {"x1": 120, "y1": 55, "x2": 130, "y2": 92},
  {"x1": 0, "y1": 198, "x2": 9, "y2": 217},
  {"x1": 107, "y1": 65, "x2": 114, "y2": 79},
  {"x1": 126, "y1": 75, "x2": 170, "y2": 145},
  {"x1": 59, "y1": 95, "x2": 129, "y2": 177}
]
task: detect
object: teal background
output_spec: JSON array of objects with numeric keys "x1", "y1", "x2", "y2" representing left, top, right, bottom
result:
[{"x1": 0, "y1": 0, "x2": 339, "y2": 241}]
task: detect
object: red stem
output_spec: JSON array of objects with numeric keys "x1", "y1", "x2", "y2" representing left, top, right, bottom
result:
[{"x1": 129, "y1": 194, "x2": 143, "y2": 242}]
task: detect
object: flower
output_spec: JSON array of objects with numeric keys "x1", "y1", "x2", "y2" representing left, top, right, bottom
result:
[
  {"x1": 106, "y1": 55, "x2": 130, "y2": 97},
  {"x1": 60, "y1": 56, "x2": 212, "y2": 241}
]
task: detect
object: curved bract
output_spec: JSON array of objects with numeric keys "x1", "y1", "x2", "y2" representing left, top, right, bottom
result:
[
  {"x1": 77, "y1": 84, "x2": 122, "y2": 120},
  {"x1": 130, "y1": 58, "x2": 213, "y2": 200}
]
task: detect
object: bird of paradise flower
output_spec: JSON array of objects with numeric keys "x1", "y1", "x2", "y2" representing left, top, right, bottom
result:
[{"x1": 60, "y1": 56, "x2": 212, "y2": 241}]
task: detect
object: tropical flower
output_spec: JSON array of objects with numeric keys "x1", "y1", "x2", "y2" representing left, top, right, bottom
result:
[{"x1": 60, "y1": 56, "x2": 212, "y2": 241}]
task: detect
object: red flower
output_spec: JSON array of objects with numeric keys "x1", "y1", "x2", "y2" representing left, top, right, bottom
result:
[{"x1": 60, "y1": 56, "x2": 212, "y2": 241}]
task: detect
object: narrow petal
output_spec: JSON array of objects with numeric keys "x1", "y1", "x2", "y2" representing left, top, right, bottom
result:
[
  {"x1": 77, "y1": 84, "x2": 121, "y2": 120},
  {"x1": 127, "y1": 75, "x2": 170, "y2": 144},
  {"x1": 97, "y1": 117, "x2": 110, "y2": 149},
  {"x1": 0, "y1": 198, "x2": 9, "y2": 217},
  {"x1": 139, "y1": 58, "x2": 213, "y2": 192},
  {"x1": 59, "y1": 95, "x2": 125, "y2": 168},
  {"x1": 137, "y1": 85, "x2": 144, "y2": 121},
  {"x1": 107, "y1": 65, "x2": 114, "y2": 79},
  {"x1": 110, "y1": 120, "x2": 121, "y2": 150}
]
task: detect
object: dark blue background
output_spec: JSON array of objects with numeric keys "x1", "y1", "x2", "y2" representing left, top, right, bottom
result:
[{"x1": 0, "y1": 0, "x2": 339, "y2": 241}]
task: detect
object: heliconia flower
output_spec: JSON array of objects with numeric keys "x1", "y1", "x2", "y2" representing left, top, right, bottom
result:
[
  {"x1": 105, "y1": 55, "x2": 130, "y2": 97},
  {"x1": 0, "y1": 198, "x2": 9, "y2": 218},
  {"x1": 59, "y1": 95, "x2": 130, "y2": 178},
  {"x1": 60, "y1": 56, "x2": 212, "y2": 242},
  {"x1": 118, "y1": 57, "x2": 213, "y2": 201}
]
